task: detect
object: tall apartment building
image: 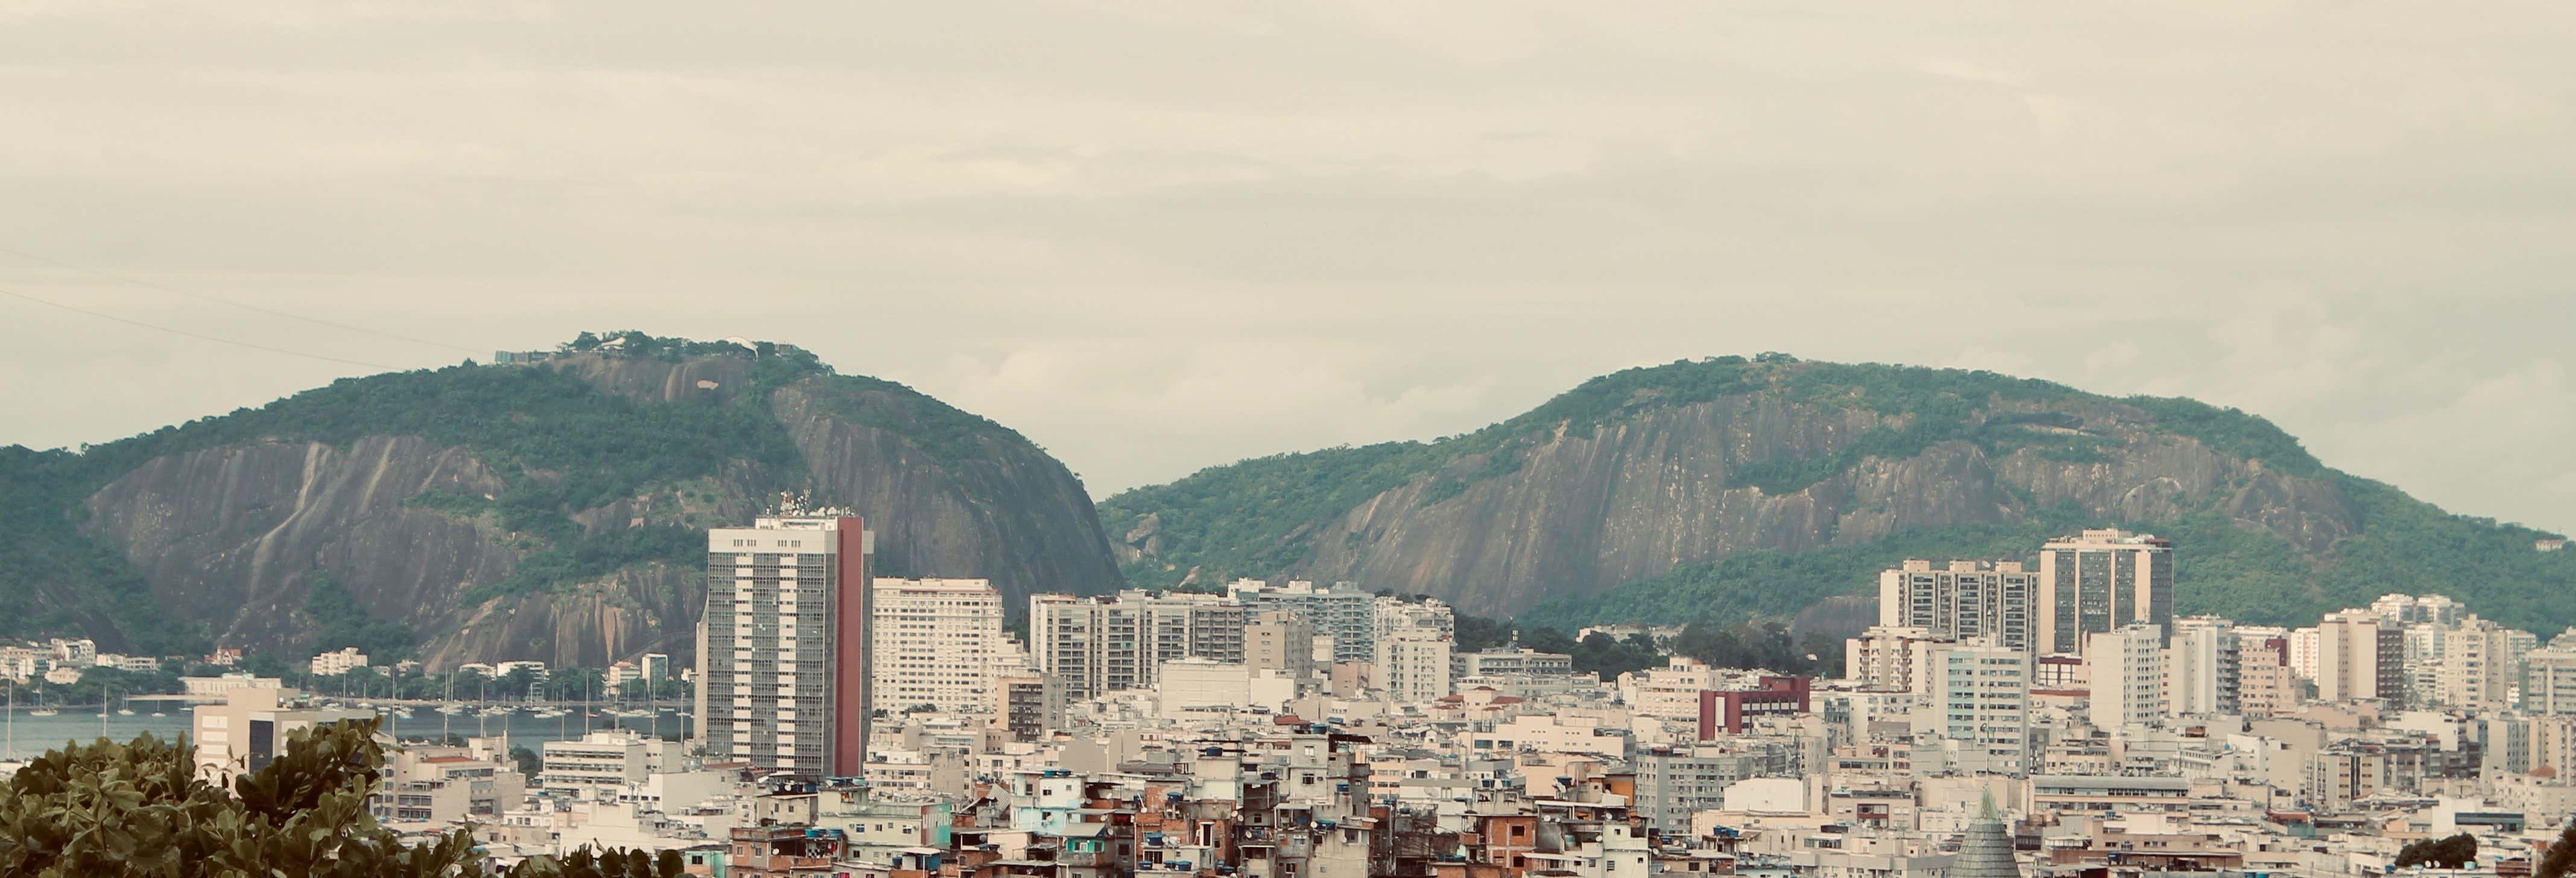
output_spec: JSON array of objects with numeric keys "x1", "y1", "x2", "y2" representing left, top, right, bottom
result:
[
  {"x1": 694, "y1": 513, "x2": 873, "y2": 780},
  {"x1": 870, "y1": 578, "x2": 1005, "y2": 716},
  {"x1": 2316, "y1": 610, "x2": 2403, "y2": 704},
  {"x1": 2038, "y1": 529, "x2": 2174, "y2": 655},
  {"x1": 1878, "y1": 560, "x2": 2036, "y2": 652},
  {"x1": 2235, "y1": 629, "x2": 2293, "y2": 717},
  {"x1": 1376, "y1": 630, "x2": 1454, "y2": 703},
  {"x1": 2422, "y1": 617, "x2": 2520, "y2": 710},
  {"x1": 1846, "y1": 625, "x2": 1951, "y2": 696},
  {"x1": 2088, "y1": 624, "x2": 2167, "y2": 729},
  {"x1": 1027, "y1": 590, "x2": 1246, "y2": 701},
  {"x1": 1922, "y1": 639, "x2": 2033, "y2": 776},
  {"x1": 1230, "y1": 580, "x2": 1378, "y2": 663},
  {"x1": 1247, "y1": 610, "x2": 1318, "y2": 680},
  {"x1": 2290, "y1": 627, "x2": 2321, "y2": 680},
  {"x1": 2167, "y1": 617, "x2": 2241, "y2": 716},
  {"x1": 2527, "y1": 644, "x2": 2576, "y2": 716}
]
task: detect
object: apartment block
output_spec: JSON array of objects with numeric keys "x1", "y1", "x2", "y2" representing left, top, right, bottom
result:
[
  {"x1": 2167, "y1": 616, "x2": 2241, "y2": 716},
  {"x1": 1878, "y1": 560, "x2": 2036, "y2": 652},
  {"x1": 694, "y1": 513, "x2": 873, "y2": 780},
  {"x1": 2037, "y1": 529, "x2": 2174, "y2": 655},
  {"x1": 1229, "y1": 579, "x2": 1378, "y2": 663},
  {"x1": 2088, "y1": 624, "x2": 2167, "y2": 729},
  {"x1": 1924, "y1": 640, "x2": 2033, "y2": 775},
  {"x1": 870, "y1": 578, "x2": 1005, "y2": 716},
  {"x1": 1028, "y1": 590, "x2": 1246, "y2": 700}
]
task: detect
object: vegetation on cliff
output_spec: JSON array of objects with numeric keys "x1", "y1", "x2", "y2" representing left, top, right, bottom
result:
[
  {"x1": 1106, "y1": 356, "x2": 2572, "y2": 632},
  {"x1": 0, "y1": 331, "x2": 1102, "y2": 655}
]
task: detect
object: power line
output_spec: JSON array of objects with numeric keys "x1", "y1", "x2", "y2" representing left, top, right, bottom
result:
[
  {"x1": 0, "y1": 286, "x2": 405, "y2": 370},
  {"x1": 0, "y1": 245, "x2": 480, "y2": 354}
]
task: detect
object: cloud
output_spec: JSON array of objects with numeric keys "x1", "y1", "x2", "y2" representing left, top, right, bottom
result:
[{"x1": 0, "y1": 0, "x2": 2570, "y2": 536}]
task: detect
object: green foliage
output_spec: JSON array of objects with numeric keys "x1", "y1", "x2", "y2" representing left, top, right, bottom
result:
[
  {"x1": 1107, "y1": 355, "x2": 2576, "y2": 636},
  {"x1": 0, "y1": 447, "x2": 199, "y2": 652},
  {"x1": 301, "y1": 570, "x2": 417, "y2": 660},
  {"x1": 1102, "y1": 357, "x2": 2085, "y2": 583},
  {"x1": 2122, "y1": 395, "x2": 2325, "y2": 476},
  {"x1": 2539, "y1": 820, "x2": 2576, "y2": 878},
  {"x1": 0, "y1": 719, "x2": 678, "y2": 877},
  {"x1": 1669, "y1": 621, "x2": 1840, "y2": 677},
  {"x1": 1455, "y1": 614, "x2": 1516, "y2": 652},
  {"x1": 812, "y1": 374, "x2": 1041, "y2": 466},
  {"x1": 2396, "y1": 833, "x2": 2477, "y2": 869},
  {"x1": 1105, "y1": 441, "x2": 1462, "y2": 588}
]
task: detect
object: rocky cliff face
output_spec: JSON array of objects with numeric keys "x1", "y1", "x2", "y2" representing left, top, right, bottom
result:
[
  {"x1": 1112, "y1": 361, "x2": 2364, "y2": 619},
  {"x1": 70, "y1": 349, "x2": 1120, "y2": 668}
]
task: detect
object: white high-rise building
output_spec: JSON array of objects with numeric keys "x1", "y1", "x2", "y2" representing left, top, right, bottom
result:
[
  {"x1": 1028, "y1": 590, "x2": 1246, "y2": 700},
  {"x1": 1376, "y1": 630, "x2": 1453, "y2": 704},
  {"x1": 2290, "y1": 627, "x2": 2321, "y2": 681},
  {"x1": 870, "y1": 578, "x2": 1006, "y2": 716},
  {"x1": 1372, "y1": 596, "x2": 1456, "y2": 644},
  {"x1": 1878, "y1": 560, "x2": 2038, "y2": 652},
  {"x1": 2088, "y1": 624, "x2": 2167, "y2": 729},
  {"x1": 1230, "y1": 580, "x2": 1378, "y2": 663},
  {"x1": 1920, "y1": 639, "x2": 2032, "y2": 776},
  {"x1": 694, "y1": 513, "x2": 874, "y2": 780},
  {"x1": 1846, "y1": 625, "x2": 1950, "y2": 695},
  {"x1": 2167, "y1": 617, "x2": 2240, "y2": 716},
  {"x1": 2527, "y1": 643, "x2": 2576, "y2": 716}
]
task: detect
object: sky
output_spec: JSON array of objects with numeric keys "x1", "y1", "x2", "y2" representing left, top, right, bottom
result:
[{"x1": 1, "y1": 1, "x2": 2570, "y2": 534}]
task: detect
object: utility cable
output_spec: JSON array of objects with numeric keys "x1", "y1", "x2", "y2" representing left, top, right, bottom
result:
[{"x1": 0, "y1": 286, "x2": 404, "y2": 370}]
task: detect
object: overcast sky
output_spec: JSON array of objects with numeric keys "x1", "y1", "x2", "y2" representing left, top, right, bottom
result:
[{"x1": 2, "y1": 1, "x2": 2569, "y2": 534}]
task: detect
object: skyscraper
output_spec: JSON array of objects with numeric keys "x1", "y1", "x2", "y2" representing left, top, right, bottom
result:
[
  {"x1": 694, "y1": 513, "x2": 873, "y2": 780},
  {"x1": 1877, "y1": 560, "x2": 2037, "y2": 652},
  {"x1": 2037, "y1": 529, "x2": 2174, "y2": 655},
  {"x1": 870, "y1": 578, "x2": 1005, "y2": 716}
]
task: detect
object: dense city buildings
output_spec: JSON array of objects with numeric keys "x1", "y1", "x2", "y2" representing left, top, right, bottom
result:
[
  {"x1": 79, "y1": 523, "x2": 2576, "y2": 878},
  {"x1": 693, "y1": 512, "x2": 874, "y2": 780}
]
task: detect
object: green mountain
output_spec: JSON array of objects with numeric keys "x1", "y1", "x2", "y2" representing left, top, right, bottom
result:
[
  {"x1": 0, "y1": 332, "x2": 1122, "y2": 665},
  {"x1": 1099, "y1": 355, "x2": 2573, "y2": 633}
]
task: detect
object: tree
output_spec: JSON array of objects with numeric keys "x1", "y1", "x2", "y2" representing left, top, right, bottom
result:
[
  {"x1": 2396, "y1": 833, "x2": 2477, "y2": 869},
  {"x1": 0, "y1": 720, "x2": 681, "y2": 877},
  {"x1": 2539, "y1": 820, "x2": 2576, "y2": 878},
  {"x1": 510, "y1": 745, "x2": 541, "y2": 780}
]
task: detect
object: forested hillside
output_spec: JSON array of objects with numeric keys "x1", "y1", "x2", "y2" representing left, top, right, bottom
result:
[{"x1": 1103, "y1": 355, "x2": 2574, "y2": 631}]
